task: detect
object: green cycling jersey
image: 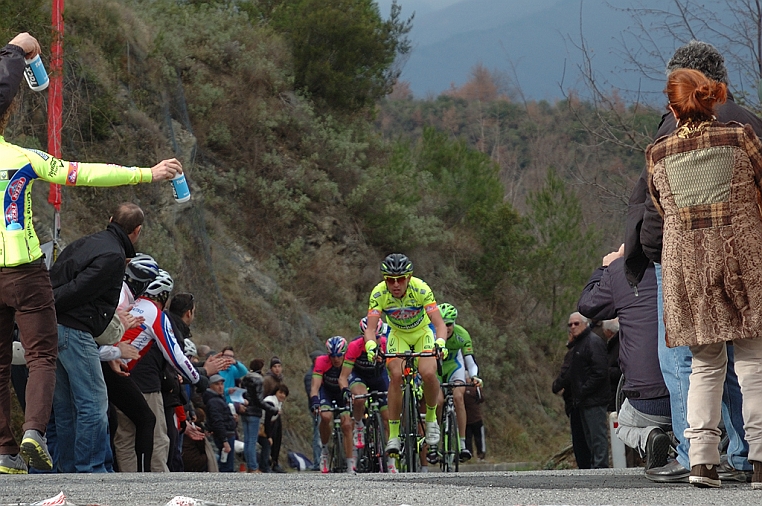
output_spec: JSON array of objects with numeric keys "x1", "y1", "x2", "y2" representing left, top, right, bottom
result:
[
  {"x1": 441, "y1": 323, "x2": 473, "y2": 377},
  {"x1": 0, "y1": 136, "x2": 152, "y2": 267},
  {"x1": 367, "y1": 276, "x2": 438, "y2": 332}
]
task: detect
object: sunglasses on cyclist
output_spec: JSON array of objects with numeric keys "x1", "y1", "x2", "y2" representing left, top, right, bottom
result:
[{"x1": 384, "y1": 275, "x2": 409, "y2": 285}]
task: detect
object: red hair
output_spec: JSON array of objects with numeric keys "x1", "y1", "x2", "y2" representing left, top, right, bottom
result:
[{"x1": 665, "y1": 68, "x2": 727, "y2": 122}]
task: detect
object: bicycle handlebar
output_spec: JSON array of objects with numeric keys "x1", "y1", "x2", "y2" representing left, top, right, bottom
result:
[
  {"x1": 439, "y1": 382, "x2": 470, "y2": 389},
  {"x1": 352, "y1": 390, "x2": 388, "y2": 401},
  {"x1": 378, "y1": 350, "x2": 439, "y2": 359},
  {"x1": 378, "y1": 346, "x2": 444, "y2": 376}
]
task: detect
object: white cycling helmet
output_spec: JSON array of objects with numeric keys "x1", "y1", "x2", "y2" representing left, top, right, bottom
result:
[
  {"x1": 144, "y1": 269, "x2": 173, "y2": 304},
  {"x1": 184, "y1": 338, "x2": 198, "y2": 358}
]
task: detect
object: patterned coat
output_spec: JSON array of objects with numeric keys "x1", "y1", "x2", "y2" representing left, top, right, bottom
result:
[{"x1": 647, "y1": 120, "x2": 762, "y2": 348}]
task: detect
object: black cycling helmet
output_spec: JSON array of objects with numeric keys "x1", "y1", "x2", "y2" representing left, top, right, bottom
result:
[
  {"x1": 380, "y1": 253, "x2": 413, "y2": 276},
  {"x1": 125, "y1": 253, "x2": 159, "y2": 298}
]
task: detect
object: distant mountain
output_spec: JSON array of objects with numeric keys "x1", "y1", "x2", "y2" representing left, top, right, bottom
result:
[{"x1": 377, "y1": 0, "x2": 670, "y2": 100}]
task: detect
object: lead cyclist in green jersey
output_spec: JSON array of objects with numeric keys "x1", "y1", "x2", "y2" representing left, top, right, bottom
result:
[
  {"x1": 363, "y1": 253, "x2": 448, "y2": 458},
  {"x1": 436, "y1": 303, "x2": 482, "y2": 462}
]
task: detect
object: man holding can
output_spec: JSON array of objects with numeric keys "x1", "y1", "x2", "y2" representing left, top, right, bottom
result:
[{"x1": 0, "y1": 32, "x2": 183, "y2": 474}]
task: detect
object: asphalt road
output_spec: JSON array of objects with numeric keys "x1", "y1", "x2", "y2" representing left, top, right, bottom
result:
[{"x1": 0, "y1": 468, "x2": 758, "y2": 505}]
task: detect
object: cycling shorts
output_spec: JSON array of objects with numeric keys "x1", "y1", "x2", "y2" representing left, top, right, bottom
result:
[
  {"x1": 386, "y1": 323, "x2": 435, "y2": 355},
  {"x1": 440, "y1": 350, "x2": 465, "y2": 383},
  {"x1": 318, "y1": 386, "x2": 350, "y2": 414},
  {"x1": 349, "y1": 371, "x2": 390, "y2": 407}
]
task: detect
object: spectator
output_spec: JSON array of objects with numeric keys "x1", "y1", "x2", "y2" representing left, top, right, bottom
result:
[
  {"x1": 50, "y1": 203, "x2": 149, "y2": 473},
  {"x1": 304, "y1": 350, "x2": 324, "y2": 471},
  {"x1": 241, "y1": 358, "x2": 278, "y2": 473},
  {"x1": 600, "y1": 319, "x2": 622, "y2": 413},
  {"x1": 203, "y1": 375, "x2": 237, "y2": 472},
  {"x1": 463, "y1": 381, "x2": 486, "y2": 461},
  {"x1": 101, "y1": 255, "x2": 159, "y2": 472},
  {"x1": 264, "y1": 356, "x2": 286, "y2": 473},
  {"x1": 624, "y1": 41, "x2": 757, "y2": 484},
  {"x1": 218, "y1": 346, "x2": 248, "y2": 404},
  {"x1": 165, "y1": 293, "x2": 198, "y2": 471},
  {"x1": 552, "y1": 312, "x2": 610, "y2": 469},
  {"x1": 578, "y1": 248, "x2": 672, "y2": 473},
  {"x1": 553, "y1": 329, "x2": 591, "y2": 469},
  {"x1": 646, "y1": 67, "x2": 762, "y2": 488},
  {"x1": 261, "y1": 384, "x2": 290, "y2": 473},
  {"x1": 197, "y1": 345, "x2": 212, "y2": 361},
  {"x1": 115, "y1": 270, "x2": 199, "y2": 473},
  {"x1": 0, "y1": 32, "x2": 183, "y2": 475}
]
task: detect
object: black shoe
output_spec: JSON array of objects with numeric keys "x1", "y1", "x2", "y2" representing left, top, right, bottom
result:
[
  {"x1": 271, "y1": 464, "x2": 286, "y2": 474},
  {"x1": 645, "y1": 459, "x2": 690, "y2": 483},
  {"x1": 459, "y1": 448, "x2": 472, "y2": 463},
  {"x1": 644, "y1": 428, "x2": 670, "y2": 471},
  {"x1": 690, "y1": 464, "x2": 721, "y2": 488},
  {"x1": 717, "y1": 456, "x2": 752, "y2": 482}
]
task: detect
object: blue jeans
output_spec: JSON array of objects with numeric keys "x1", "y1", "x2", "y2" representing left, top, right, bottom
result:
[
  {"x1": 53, "y1": 325, "x2": 109, "y2": 473},
  {"x1": 242, "y1": 414, "x2": 261, "y2": 471},
  {"x1": 654, "y1": 263, "x2": 750, "y2": 471}
]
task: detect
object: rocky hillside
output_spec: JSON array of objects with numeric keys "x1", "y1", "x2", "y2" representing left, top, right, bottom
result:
[{"x1": 5, "y1": 0, "x2": 661, "y2": 464}]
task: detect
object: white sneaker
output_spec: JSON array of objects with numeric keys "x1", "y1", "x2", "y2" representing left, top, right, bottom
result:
[
  {"x1": 385, "y1": 437, "x2": 401, "y2": 456},
  {"x1": 425, "y1": 421, "x2": 440, "y2": 446},
  {"x1": 387, "y1": 458, "x2": 398, "y2": 474},
  {"x1": 353, "y1": 427, "x2": 365, "y2": 449},
  {"x1": 320, "y1": 451, "x2": 329, "y2": 474}
]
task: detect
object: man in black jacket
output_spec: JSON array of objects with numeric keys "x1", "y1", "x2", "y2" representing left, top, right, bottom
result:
[
  {"x1": 203, "y1": 375, "x2": 237, "y2": 472},
  {"x1": 240, "y1": 358, "x2": 278, "y2": 473},
  {"x1": 49, "y1": 203, "x2": 145, "y2": 473},
  {"x1": 553, "y1": 312, "x2": 610, "y2": 468},
  {"x1": 623, "y1": 40, "x2": 755, "y2": 483},
  {"x1": 578, "y1": 246, "x2": 672, "y2": 473}
]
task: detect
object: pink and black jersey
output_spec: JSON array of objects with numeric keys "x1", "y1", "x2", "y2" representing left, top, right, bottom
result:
[
  {"x1": 120, "y1": 297, "x2": 199, "y2": 384},
  {"x1": 344, "y1": 335, "x2": 387, "y2": 378},
  {"x1": 312, "y1": 354, "x2": 342, "y2": 393}
]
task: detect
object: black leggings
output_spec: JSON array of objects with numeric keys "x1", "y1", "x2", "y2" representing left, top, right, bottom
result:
[{"x1": 102, "y1": 363, "x2": 156, "y2": 472}]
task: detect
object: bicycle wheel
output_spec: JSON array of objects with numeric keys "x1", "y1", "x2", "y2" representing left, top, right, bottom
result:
[
  {"x1": 449, "y1": 409, "x2": 459, "y2": 472},
  {"x1": 401, "y1": 383, "x2": 418, "y2": 473},
  {"x1": 372, "y1": 411, "x2": 388, "y2": 473},
  {"x1": 357, "y1": 416, "x2": 374, "y2": 473},
  {"x1": 330, "y1": 425, "x2": 345, "y2": 473}
]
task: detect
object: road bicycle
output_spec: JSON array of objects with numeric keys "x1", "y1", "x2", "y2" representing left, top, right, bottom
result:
[
  {"x1": 380, "y1": 348, "x2": 442, "y2": 473},
  {"x1": 314, "y1": 400, "x2": 349, "y2": 473},
  {"x1": 353, "y1": 390, "x2": 388, "y2": 473},
  {"x1": 438, "y1": 381, "x2": 468, "y2": 472}
]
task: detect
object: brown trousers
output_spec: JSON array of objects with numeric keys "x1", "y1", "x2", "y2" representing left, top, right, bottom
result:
[{"x1": 0, "y1": 261, "x2": 58, "y2": 454}]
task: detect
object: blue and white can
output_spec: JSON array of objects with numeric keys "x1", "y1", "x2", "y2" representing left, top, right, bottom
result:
[
  {"x1": 170, "y1": 173, "x2": 191, "y2": 203},
  {"x1": 24, "y1": 55, "x2": 49, "y2": 92}
]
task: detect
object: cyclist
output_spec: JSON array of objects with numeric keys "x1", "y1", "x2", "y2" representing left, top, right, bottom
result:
[
  {"x1": 363, "y1": 253, "x2": 448, "y2": 460},
  {"x1": 339, "y1": 317, "x2": 390, "y2": 450},
  {"x1": 118, "y1": 270, "x2": 200, "y2": 382},
  {"x1": 114, "y1": 269, "x2": 200, "y2": 471},
  {"x1": 310, "y1": 336, "x2": 355, "y2": 473},
  {"x1": 436, "y1": 303, "x2": 482, "y2": 462}
]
